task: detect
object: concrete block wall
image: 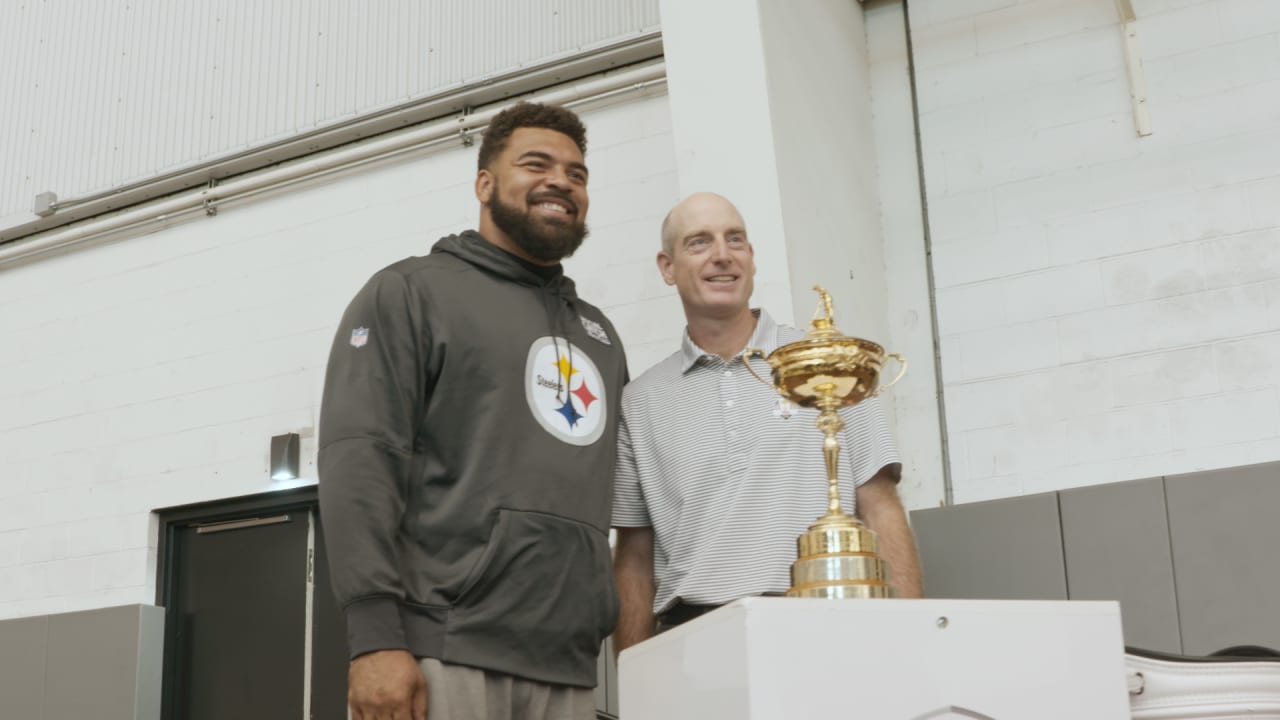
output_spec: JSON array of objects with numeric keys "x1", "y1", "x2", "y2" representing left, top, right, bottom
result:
[
  {"x1": 0, "y1": 92, "x2": 680, "y2": 620},
  {"x1": 907, "y1": 0, "x2": 1280, "y2": 502}
]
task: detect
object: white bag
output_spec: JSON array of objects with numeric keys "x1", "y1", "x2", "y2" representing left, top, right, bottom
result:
[{"x1": 1126, "y1": 646, "x2": 1280, "y2": 720}]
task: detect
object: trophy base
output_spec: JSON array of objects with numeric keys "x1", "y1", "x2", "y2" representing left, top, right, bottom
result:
[
  {"x1": 786, "y1": 513, "x2": 893, "y2": 599},
  {"x1": 785, "y1": 582, "x2": 893, "y2": 599}
]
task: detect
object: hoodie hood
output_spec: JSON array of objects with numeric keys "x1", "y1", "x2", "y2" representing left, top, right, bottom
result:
[
  {"x1": 431, "y1": 230, "x2": 579, "y2": 299},
  {"x1": 433, "y1": 232, "x2": 582, "y2": 402}
]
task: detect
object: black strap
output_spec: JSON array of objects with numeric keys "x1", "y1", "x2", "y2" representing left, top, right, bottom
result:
[
  {"x1": 1127, "y1": 645, "x2": 1280, "y2": 663},
  {"x1": 657, "y1": 602, "x2": 722, "y2": 627}
]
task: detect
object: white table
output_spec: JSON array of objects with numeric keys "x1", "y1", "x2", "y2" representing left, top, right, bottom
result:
[{"x1": 619, "y1": 597, "x2": 1130, "y2": 719}]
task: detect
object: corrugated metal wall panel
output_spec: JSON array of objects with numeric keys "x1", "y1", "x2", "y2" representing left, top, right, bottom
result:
[{"x1": 0, "y1": 0, "x2": 660, "y2": 219}]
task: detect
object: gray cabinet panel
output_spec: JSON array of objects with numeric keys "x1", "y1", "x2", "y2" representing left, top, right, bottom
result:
[
  {"x1": 135, "y1": 605, "x2": 165, "y2": 720},
  {"x1": 595, "y1": 635, "x2": 619, "y2": 716},
  {"x1": 1059, "y1": 477, "x2": 1182, "y2": 653},
  {"x1": 595, "y1": 643, "x2": 608, "y2": 711},
  {"x1": 1165, "y1": 463, "x2": 1280, "y2": 655},
  {"x1": 0, "y1": 615, "x2": 47, "y2": 719},
  {"x1": 45, "y1": 605, "x2": 145, "y2": 720},
  {"x1": 605, "y1": 635, "x2": 620, "y2": 715},
  {"x1": 911, "y1": 493, "x2": 1068, "y2": 600}
]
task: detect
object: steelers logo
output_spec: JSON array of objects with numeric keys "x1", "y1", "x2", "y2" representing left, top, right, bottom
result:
[{"x1": 524, "y1": 337, "x2": 608, "y2": 446}]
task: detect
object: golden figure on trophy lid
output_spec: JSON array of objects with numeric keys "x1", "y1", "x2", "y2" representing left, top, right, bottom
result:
[{"x1": 744, "y1": 286, "x2": 907, "y2": 599}]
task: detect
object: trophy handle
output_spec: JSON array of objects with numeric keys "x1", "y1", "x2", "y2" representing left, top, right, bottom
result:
[
  {"x1": 872, "y1": 353, "x2": 908, "y2": 396},
  {"x1": 742, "y1": 348, "x2": 785, "y2": 397}
]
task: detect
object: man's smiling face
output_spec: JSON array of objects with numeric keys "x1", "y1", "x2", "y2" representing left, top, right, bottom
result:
[
  {"x1": 479, "y1": 127, "x2": 590, "y2": 263},
  {"x1": 658, "y1": 193, "x2": 756, "y2": 320}
]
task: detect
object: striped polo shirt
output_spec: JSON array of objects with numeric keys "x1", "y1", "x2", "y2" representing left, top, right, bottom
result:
[{"x1": 612, "y1": 310, "x2": 901, "y2": 613}]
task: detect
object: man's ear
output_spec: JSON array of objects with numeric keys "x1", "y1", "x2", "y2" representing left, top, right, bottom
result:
[
  {"x1": 656, "y1": 250, "x2": 676, "y2": 286},
  {"x1": 475, "y1": 169, "x2": 494, "y2": 204}
]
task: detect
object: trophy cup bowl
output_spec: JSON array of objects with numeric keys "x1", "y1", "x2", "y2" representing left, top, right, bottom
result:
[
  {"x1": 763, "y1": 336, "x2": 895, "y2": 409},
  {"x1": 744, "y1": 286, "x2": 906, "y2": 599}
]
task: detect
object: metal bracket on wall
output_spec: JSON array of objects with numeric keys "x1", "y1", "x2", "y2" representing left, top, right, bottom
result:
[
  {"x1": 33, "y1": 191, "x2": 58, "y2": 217},
  {"x1": 458, "y1": 106, "x2": 476, "y2": 147},
  {"x1": 202, "y1": 179, "x2": 220, "y2": 217},
  {"x1": 1115, "y1": 0, "x2": 1153, "y2": 137}
]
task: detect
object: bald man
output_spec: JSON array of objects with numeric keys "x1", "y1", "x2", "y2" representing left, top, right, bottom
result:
[{"x1": 611, "y1": 192, "x2": 922, "y2": 653}]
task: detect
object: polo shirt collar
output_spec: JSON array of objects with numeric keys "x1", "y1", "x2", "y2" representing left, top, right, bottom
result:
[{"x1": 679, "y1": 308, "x2": 781, "y2": 373}]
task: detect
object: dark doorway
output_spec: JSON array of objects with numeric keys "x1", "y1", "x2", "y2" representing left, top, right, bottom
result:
[
  {"x1": 157, "y1": 487, "x2": 348, "y2": 720},
  {"x1": 310, "y1": 511, "x2": 350, "y2": 719}
]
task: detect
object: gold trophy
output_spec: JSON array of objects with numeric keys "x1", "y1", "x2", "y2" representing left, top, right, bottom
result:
[{"x1": 744, "y1": 286, "x2": 906, "y2": 599}]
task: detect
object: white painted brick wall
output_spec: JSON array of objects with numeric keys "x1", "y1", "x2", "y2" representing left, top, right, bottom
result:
[
  {"x1": 0, "y1": 92, "x2": 679, "y2": 619},
  {"x1": 909, "y1": 0, "x2": 1280, "y2": 501},
  {"x1": 1099, "y1": 244, "x2": 1205, "y2": 305}
]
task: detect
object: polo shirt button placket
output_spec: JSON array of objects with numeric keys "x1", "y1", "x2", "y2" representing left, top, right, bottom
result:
[
  {"x1": 722, "y1": 362, "x2": 749, "y2": 473},
  {"x1": 721, "y1": 361, "x2": 742, "y2": 456}
]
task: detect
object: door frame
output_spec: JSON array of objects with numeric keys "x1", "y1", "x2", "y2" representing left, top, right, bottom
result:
[{"x1": 155, "y1": 485, "x2": 319, "y2": 720}]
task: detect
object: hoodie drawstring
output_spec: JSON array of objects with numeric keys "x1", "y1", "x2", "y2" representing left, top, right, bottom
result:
[{"x1": 542, "y1": 282, "x2": 576, "y2": 402}]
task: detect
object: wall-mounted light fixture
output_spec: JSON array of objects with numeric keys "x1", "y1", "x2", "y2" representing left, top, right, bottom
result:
[{"x1": 270, "y1": 433, "x2": 300, "y2": 481}]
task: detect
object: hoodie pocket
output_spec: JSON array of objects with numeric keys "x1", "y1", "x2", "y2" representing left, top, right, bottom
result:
[
  {"x1": 451, "y1": 510, "x2": 511, "y2": 604},
  {"x1": 449, "y1": 508, "x2": 618, "y2": 658}
]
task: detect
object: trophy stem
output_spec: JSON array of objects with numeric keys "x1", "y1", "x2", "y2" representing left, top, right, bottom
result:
[{"x1": 815, "y1": 398, "x2": 846, "y2": 520}]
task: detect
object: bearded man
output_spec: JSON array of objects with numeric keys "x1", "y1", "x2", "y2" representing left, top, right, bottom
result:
[{"x1": 319, "y1": 102, "x2": 627, "y2": 720}]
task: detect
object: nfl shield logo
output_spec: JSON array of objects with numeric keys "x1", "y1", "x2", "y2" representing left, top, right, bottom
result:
[
  {"x1": 581, "y1": 316, "x2": 611, "y2": 345},
  {"x1": 350, "y1": 327, "x2": 369, "y2": 348}
]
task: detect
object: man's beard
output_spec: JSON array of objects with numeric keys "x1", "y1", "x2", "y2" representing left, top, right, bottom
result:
[{"x1": 489, "y1": 182, "x2": 589, "y2": 263}]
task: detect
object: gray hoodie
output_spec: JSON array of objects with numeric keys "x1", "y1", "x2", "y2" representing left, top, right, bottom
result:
[{"x1": 318, "y1": 231, "x2": 627, "y2": 687}]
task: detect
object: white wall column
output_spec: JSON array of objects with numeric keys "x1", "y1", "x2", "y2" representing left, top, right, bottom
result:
[
  {"x1": 661, "y1": 0, "x2": 947, "y2": 507},
  {"x1": 658, "y1": 0, "x2": 795, "y2": 324},
  {"x1": 660, "y1": 0, "x2": 891, "y2": 335}
]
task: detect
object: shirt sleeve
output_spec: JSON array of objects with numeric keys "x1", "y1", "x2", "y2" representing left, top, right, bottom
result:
[
  {"x1": 611, "y1": 407, "x2": 653, "y2": 527},
  {"x1": 317, "y1": 269, "x2": 426, "y2": 659}
]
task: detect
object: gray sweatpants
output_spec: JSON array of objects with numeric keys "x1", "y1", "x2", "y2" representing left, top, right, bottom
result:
[{"x1": 417, "y1": 658, "x2": 596, "y2": 720}]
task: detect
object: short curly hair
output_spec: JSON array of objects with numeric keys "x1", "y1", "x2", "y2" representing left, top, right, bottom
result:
[{"x1": 478, "y1": 102, "x2": 588, "y2": 171}]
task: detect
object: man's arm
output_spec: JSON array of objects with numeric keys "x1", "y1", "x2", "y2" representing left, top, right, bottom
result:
[
  {"x1": 613, "y1": 526, "x2": 656, "y2": 656},
  {"x1": 855, "y1": 467, "x2": 923, "y2": 598},
  {"x1": 318, "y1": 270, "x2": 429, "y2": 719}
]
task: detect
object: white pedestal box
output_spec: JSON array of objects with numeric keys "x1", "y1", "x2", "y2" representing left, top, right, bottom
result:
[{"x1": 618, "y1": 597, "x2": 1130, "y2": 720}]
